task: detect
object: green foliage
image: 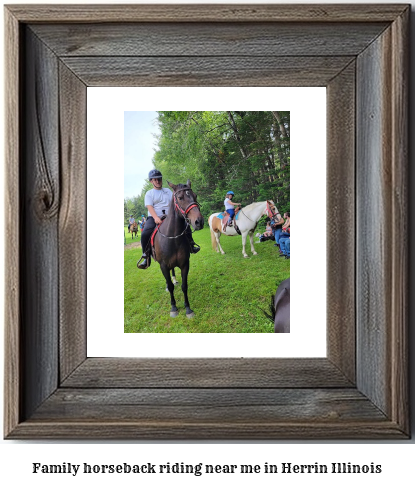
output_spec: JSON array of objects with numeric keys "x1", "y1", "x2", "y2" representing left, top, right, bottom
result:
[
  {"x1": 127, "y1": 111, "x2": 290, "y2": 221},
  {"x1": 124, "y1": 226, "x2": 290, "y2": 332},
  {"x1": 124, "y1": 194, "x2": 147, "y2": 225}
]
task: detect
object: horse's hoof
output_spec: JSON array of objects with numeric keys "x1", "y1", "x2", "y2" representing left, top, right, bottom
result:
[
  {"x1": 170, "y1": 311, "x2": 179, "y2": 318},
  {"x1": 186, "y1": 312, "x2": 195, "y2": 319},
  {"x1": 253, "y1": 252, "x2": 258, "y2": 255}
]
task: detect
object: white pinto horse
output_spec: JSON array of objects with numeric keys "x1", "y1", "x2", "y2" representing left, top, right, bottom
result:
[{"x1": 208, "y1": 200, "x2": 278, "y2": 258}]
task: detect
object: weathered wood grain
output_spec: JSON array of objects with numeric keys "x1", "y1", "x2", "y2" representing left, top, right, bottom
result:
[
  {"x1": 389, "y1": 5, "x2": 409, "y2": 435},
  {"x1": 58, "y1": 63, "x2": 87, "y2": 382},
  {"x1": 357, "y1": 33, "x2": 391, "y2": 415},
  {"x1": 21, "y1": 28, "x2": 60, "y2": 420},
  {"x1": 326, "y1": 62, "x2": 356, "y2": 382},
  {"x1": 7, "y1": 421, "x2": 407, "y2": 441},
  {"x1": 6, "y1": 4, "x2": 409, "y2": 23},
  {"x1": 356, "y1": 9, "x2": 408, "y2": 426},
  {"x1": 31, "y1": 22, "x2": 388, "y2": 57},
  {"x1": 4, "y1": 6, "x2": 21, "y2": 439},
  {"x1": 62, "y1": 358, "x2": 352, "y2": 389},
  {"x1": 61, "y1": 56, "x2": 354, "y2": 87},
  {"x1": 32, "y1": 388, "x2": 386, "y2": 422},
  {"x1": 3, "y1": 4, "x2": 410, "y2": 440}
]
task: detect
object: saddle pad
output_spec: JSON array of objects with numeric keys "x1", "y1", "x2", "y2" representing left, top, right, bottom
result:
[{"x1": 217, "y1": 212, "x2": 239, "y2": 220}]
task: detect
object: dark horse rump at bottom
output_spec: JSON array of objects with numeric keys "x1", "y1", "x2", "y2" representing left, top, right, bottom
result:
[
  {"x1": 150, "y1": 180, "x2": 204, "y2": 319},
  {"x1": 273, "y1": 277, "x2": 290, "y2": 333},
  {"x1": 263, "y1": 277, "x2": 290, "y2": 333}
]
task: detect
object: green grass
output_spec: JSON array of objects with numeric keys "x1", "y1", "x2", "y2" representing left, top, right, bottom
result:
[{"x1": 124, "y1": 226, "x2": 290, "y2": 333}]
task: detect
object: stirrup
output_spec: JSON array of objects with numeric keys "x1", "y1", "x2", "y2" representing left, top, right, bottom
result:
[
  {"x1": 190, "y1": 243, "x2": 201, "y2": 254},
  {"x1": 137, "y1": 254, "x2": 151, "y2": 269}
]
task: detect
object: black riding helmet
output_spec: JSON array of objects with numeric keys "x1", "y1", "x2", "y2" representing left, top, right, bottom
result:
[{"x1": 148, "y1": 169, "x2": 163, "y2": 180}]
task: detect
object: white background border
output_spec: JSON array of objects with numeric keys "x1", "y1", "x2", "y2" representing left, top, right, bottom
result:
[{"x1": 87, "y1": 87, "x2": 326, "y2": 358}]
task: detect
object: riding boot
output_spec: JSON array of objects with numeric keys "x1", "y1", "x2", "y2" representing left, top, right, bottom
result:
[
  {"x1": 137, "y1": 253, "x2": 151, "y2": 269},
  {"x1": 189, "y1": 241, "x2": 201, "y2": 254}
]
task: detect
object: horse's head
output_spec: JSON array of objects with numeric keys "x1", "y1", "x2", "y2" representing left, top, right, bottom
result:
[
  {"x1": 168, "y1": 179, "x2": 204, "y2": 231},
  {"x1": 266, "y1": 200, "x2": 279, "y2": 219}
]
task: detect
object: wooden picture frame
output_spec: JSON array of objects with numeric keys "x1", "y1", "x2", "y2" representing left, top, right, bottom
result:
[{"x1": 4, "y1": 4, "x2": 409, "y2": 439}]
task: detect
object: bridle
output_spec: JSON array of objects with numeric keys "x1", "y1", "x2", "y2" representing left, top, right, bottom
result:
[
  {"x1": 157, "y1": 186, "x2": 201, "y2": 240},
  {"x1": 241, "y1": 200, "x2": 277, "y2": 223},
  {"x1": 266, "y1": 200, "x2": 277, "y2": 219},
  {"x1": 173, "y1": 186, "x2": 201, "y2": 221}
]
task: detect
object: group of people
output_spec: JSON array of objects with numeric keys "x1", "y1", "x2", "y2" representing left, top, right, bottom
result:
[
  {"x1": 258, "y1": 211, "x2": 290, "y2": 259},
  {"x1": 128, "y1": 214, "x2": 146, "y2": 232}
]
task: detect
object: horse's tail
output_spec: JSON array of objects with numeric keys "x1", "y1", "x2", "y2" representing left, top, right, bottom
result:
[
  {"x1": 210, "y1": 228, "x2": 217, "y2": 251},
  {"x1": 209, "y1": 215, "x2": 218, "y2": 251}
]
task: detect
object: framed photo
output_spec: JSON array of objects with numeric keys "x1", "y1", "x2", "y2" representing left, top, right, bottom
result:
[
  {"x1": 87, "y1": 87, "x2": 325, "y2": 357},
  {"x1": 4, "y1": 4, "x2": 409, "y2": 439}
]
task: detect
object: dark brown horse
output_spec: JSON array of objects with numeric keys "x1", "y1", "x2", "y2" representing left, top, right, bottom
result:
[
  {"x1": 273, "y1": 277, "x2": 290, "y2": 333},
  {"x1": 130, "y1": 221, "x2": 138, "y2": 239},
  {"x1": 263, "y1": 277, "x2": 290, "y2": 333},
  {"x1": 153, "y1": 180, "x2": 204, "y2": 318}
]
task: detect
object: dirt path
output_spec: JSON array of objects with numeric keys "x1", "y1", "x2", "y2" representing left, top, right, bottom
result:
[{"x1": 124, "y1": 240, "x2": 141, "y2": 250}]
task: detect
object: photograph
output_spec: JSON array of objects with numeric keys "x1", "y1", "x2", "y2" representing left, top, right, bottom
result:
[{"x1": 124, "y1": 111, "x2": 290, "y2": 333}]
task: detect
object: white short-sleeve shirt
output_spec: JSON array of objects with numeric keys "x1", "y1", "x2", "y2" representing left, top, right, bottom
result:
[
  {"x1": 144, "y1": 188, "x2": 173, "y2": 218},
  {"x1": 224, "y1": 197, "x2": 234, "y2": 210}
]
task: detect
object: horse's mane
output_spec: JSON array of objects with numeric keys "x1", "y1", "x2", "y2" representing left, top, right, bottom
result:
[{"x1": 242, "y1": 201, "x2": 266, "y2": 211}]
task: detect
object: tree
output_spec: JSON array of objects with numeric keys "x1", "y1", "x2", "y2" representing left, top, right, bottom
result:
[{"x1": 127, "y1": 111, "x2": 290, "y2": 220}]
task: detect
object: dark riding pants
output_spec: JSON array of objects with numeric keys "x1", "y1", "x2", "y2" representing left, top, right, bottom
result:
[{"x1": 140, "y1": 217, "x2": 156, "y2": 255}]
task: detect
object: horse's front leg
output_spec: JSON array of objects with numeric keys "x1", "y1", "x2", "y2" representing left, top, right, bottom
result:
[
  {"x1": 160, "y1": 264, "x2": 178, "y2": 317},
  {"x1": 181, "y1": 262, "x2": 194, "y2": 318},
  {"x1": 249, "y1": 231, "x2": 258, "y2": 255},
  {"x1": 241, "y1": 232, "x2": 249, "y2": 258}
]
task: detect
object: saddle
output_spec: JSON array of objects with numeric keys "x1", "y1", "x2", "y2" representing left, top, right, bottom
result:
[{"x1": 222, "y1": 207, "x2": 241, "y2": 233}]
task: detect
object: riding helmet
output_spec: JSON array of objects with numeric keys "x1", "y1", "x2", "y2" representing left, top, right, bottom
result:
[
  {"x1": 226, "y1": 191, "x2": 234, "y2": 196},
  {"x1": 148, "y1": 169, "x2": 163, "y2": 180}
]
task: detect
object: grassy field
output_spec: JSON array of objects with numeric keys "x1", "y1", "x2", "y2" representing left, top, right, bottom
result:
[{"x1": 124, "y1": 225, "x2": 290, "y2": 333}]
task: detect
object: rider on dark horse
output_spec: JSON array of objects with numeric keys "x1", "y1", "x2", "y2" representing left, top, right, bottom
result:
[{"x1": 137, "y1": 169, "x2": 200, "y2": 269}]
